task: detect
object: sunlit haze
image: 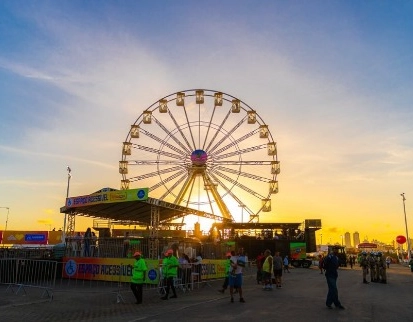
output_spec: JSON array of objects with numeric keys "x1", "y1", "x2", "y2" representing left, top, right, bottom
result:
[{"x1": 0, "y1": 1, "x2": 412, "y2": 247}]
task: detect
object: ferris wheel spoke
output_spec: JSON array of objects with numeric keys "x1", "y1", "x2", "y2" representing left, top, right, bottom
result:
[
  {"x1": 212, "y1": 129, "x2": 259, "y2": 156},
  {"x1": 152, "y1": 115, "x2": 191, "y2": 154},
  {"x1": 208, "y1": 172, "x2": 255, "y2": 217},
  {"x1": 211, "y1": 169, "x2": 266, "y2": 200},
  {"x1": 128, "y1": 166, "x2": 183, "y2": 181},
  {"x1": 139, "y1": 128, "x2": 187, "y2": 155},
  {"x1": 159, "y1": 172, "x2": 188, "y2": 200},
  {"x1": 149, "y1": 169, "x2": 187, "y2": 192},
  {"x1": 132, "y1": 143, "x2": 184, "y2": 160},
  {"x1": 211, "y1": 165, "x2": 270, "y2": 182},
  {"x1": 213, "y1": 144, "x2": 268, "y2": 160},
  {"x1": 204, "y1": 109, "x2": 232, "y2": 152},
  {"x1": 202, "y1": 105, "x2": 218, "y2": 151},
  {"x1": 209, "y1": 116, "x2": 247, "y2": 155},
  {"x1": 166, "y1": 110, "x2": 194, "y2": 151},
  {"x1": 182, "y1": 104, "x2": 197, "y2": 150}
]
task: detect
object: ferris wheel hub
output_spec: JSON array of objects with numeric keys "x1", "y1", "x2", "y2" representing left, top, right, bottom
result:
[{"x1": 190, "y1": 149, "x2": 208, "y2": 166}]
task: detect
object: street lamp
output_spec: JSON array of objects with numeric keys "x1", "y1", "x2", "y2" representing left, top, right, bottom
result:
[
  {"x1": 0, "y1": 207, "x2": 10, "y2": 231},
  {"x1": 63, "y1": 166, "x2": 72, "y2": 241},
  {"x1": 401, "y1": 193, "x2": 411, "y2": 261},
  {"x1": 341, "y1": 235, "x2": 344, "y2": 246}
]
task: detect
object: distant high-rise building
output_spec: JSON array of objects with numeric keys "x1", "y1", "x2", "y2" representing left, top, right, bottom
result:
[
  {"x1": 353, "y1": 231, "x2": 360, "y2": 248},
  {"x1": 344, "y1": 232, "x2": 351, "y2": 248}
]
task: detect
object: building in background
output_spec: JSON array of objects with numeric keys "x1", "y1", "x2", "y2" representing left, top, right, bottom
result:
[
  {"x1": 353, "y1": 231, "x2": 360, "y2": 248},
  {"x1": 344, "y1": 232, "x2": 351, "y2": 248}
]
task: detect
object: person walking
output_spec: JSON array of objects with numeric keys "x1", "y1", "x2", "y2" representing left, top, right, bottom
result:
[
  {"x1": 130, "y1": 251, "x2": 147, "y2": 304},
  {"x1": 229, "y1": 247, "x2": 246, "y2": 303},
  {"x1": 324, "y1": 246, "x2": 345, "y2": 309},
  {"x1": 161, "y1": 249, "x2": 179, "y2": 300},
  {"x1": 318, "y1": 255, "x2": 324, "y2": 274},
  {"x1": 256, "y1": 252, "x2": 265, "y2": 284},
  {"x1": 283, "y1": 255, "x2": 290, "y2": 273},
  {"x1": 219, "y1": 251, "x2": 233, "y2": 293},
  {"x1": 273, "y1": 251, "x2": 283, "y2": 288},
  {"x1": 262, "y1": 249, "x2": 273, "y2": 290}
]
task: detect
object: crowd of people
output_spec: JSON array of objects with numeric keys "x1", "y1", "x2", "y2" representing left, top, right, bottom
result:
[
  {"x1": 130, "y1": 247, "x2": 248, "y2": 304},
  {"x1": 255, "y1": 249, "x2": 291, "y2": 291}
]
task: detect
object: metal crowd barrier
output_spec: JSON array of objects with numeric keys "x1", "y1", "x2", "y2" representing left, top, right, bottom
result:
[
  {"x1": 54, "y1": 258, "x2": 256, "y2": 303},
  {"x1": 0, "y1": 258, "x2": 57, "y2": 300}
]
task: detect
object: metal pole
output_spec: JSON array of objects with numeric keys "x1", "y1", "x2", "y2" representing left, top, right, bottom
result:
[
  {"x1": 0, "y1": 207, "x2": 9, "y2": 232},
  {"x1": 238, "y1": 204, "x2": 245, "y2": 223},
  {"x1": 63, "y1": 166, "x2": 72, "y2": 242},
  {"x1": 401, "y1": 193, "x2": 411, "y2": 261}
]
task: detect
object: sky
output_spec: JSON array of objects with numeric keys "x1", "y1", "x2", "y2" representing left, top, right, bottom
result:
[{"x1": 0, "y1": 1, "x2": 412, "y2": 247}]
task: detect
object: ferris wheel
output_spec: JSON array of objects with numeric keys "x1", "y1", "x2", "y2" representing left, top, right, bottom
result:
[{"x1": 119, "y1": 89, "x2": 280, "y2": 223}]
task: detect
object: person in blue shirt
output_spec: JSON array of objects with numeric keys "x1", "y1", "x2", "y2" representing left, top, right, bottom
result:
[{"x1": 324, "y1": 246, "x2": 345, "y2": 309}]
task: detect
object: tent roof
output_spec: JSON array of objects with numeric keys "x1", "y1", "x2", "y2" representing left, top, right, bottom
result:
[{"x1": 60, "y1": 196, "x2": 230, "y2": 226}]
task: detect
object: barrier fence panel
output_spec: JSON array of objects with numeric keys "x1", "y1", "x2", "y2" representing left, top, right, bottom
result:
[
  {"x1": 55, "y1": 258, "x2": 256, "y2": 303},
  {"x1": 0, "y1": 259, "x2": 57, "y2": 300}
]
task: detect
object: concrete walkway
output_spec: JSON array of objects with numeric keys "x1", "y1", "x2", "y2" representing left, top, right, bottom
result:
[{"x1": 1, "y1": 264, "x2": 412, "y2": 321}]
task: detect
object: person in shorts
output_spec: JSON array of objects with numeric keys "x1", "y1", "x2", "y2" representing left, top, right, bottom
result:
[
  {"x1": 262, "y1": 249, "x2": 273, "y2": 290},
  {"x1": 229, "y1": 247, "x2": 246, "y2": 303},
  {"x1": 273, "y1": 251, "x2": 283, "y2": 288}
]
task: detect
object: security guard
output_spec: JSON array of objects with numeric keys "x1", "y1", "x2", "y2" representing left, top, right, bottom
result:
[
  {"x1": 161, "y1": 249, "x2": 179, "y2": 300},
  {"x1": 368, "y1": 252, "x2": 377, "y2": 283},
  {"x1": 359, "y1": 252, "x2": 369, "y2": 284},
  {"x1": 377, "y1": 252, "x2": 387, "y2": 284},
  {"x1": 130, "y1": 251, "x2": 147, "y2": 304}
]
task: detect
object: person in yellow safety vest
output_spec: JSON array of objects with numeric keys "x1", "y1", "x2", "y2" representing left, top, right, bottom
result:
[
  {"x1": 161, "y1": 249, "x2": 179, "y2": 300},
  {"x1": 262, "y1": 249, "x2": 273, "y2": 290},
  {"x1": 130, "y1": 251, "x2": 147, "y2": 304}
]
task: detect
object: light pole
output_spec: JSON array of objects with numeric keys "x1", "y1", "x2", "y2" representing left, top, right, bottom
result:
[
  {"x1": 401, "y1": 193, "x2": 411, "y2": 261},
  {"x1": 63, "y1": 166, "x2": 72, "y2": 241},
  {"x1": 341, "y1": 235, "x2": 344, "y2": 246},
  {"x1": 0, "y1": 207, "x2": 10, "y2": 231}
]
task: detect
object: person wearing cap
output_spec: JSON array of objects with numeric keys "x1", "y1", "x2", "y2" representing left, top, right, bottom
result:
[
  {"x1": 161, "y1": 249, "x2": 179, "y2": 300},
  {"x1": 130, "y1": 251, "x2": 147, "y2": 304},
  {"x1": 218, "y1": 251, "x2": 234, "y2": 293}
]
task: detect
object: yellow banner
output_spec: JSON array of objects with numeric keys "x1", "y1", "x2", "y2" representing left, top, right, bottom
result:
[
  {"x1": 2, "y1": 230, "x2": 48, "y2": 245},
  {"x1": 61, "y1": 257, "x2": 227, "y2": 283},
  {"x1": 66, "y1": 188, "x2": 149, "y2": 208}
]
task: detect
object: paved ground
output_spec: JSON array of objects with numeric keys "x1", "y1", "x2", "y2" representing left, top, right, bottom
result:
[{"x1": 1, "y1": 263, "x2": 412, "y2": 322}]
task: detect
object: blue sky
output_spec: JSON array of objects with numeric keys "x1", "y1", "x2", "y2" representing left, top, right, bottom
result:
[{"x1": 0, "y1": 1, "x2": 412, "y2": 245}]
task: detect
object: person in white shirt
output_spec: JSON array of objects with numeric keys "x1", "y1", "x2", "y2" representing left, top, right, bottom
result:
[{"x1": 229, "y1": 247, "x2": 246, "y2": 303}]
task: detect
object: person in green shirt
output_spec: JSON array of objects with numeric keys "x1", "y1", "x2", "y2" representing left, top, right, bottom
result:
[
  {"x1": 130, "y1": 251, "x2": 147, "y2": 304},
  {"x1": 161, "y1": 249, "x2": 179, "y2": 300},
  {"x1": 218, "y1": 251, "x2": 233, "y2": 293}
]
